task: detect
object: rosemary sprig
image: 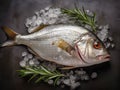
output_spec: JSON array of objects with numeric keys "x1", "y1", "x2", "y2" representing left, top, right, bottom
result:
[
  {"x1": 17, "y1": 66, "x2": 64, "y2": 85},
  {"x1": 61, "y1": 7, "x2": 96, "y2": 32}
]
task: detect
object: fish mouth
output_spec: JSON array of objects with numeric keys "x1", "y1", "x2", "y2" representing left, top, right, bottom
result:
[{"x1": 97, "y1": 54, "x2": 110, "y2": 61}]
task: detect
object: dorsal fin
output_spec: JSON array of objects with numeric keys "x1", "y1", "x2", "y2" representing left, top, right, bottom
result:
[{"x1": 30, "y1": 24, "x2": 49, "y2": 33}]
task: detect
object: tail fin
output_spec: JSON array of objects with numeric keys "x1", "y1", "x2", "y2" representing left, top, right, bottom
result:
[
  {"x1": 1, "y1": 26, "x2": 18, "y2": 39},
  {"x1": 1, "y1": 26, "x2": 18, "y2": 47}
]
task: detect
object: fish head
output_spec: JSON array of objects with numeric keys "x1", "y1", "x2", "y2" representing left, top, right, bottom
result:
[{"x1": 74, "y1": 33, "x2": 110, "y2": 65}]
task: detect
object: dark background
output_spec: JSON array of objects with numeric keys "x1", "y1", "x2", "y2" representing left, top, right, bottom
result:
[{"x1": 0, "y1": 0, "x2": 120, "y2": 90}]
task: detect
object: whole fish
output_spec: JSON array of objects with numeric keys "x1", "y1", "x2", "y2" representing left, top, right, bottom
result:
[{"x1": 1, "y1": 24, "x2": 110, "y2": 69}]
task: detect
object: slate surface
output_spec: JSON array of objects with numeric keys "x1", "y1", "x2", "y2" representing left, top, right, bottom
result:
[{"x1": 0, "y1": 0, "x2": 120, "y2": 90}]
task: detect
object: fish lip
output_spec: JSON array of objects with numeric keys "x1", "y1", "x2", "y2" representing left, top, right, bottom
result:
[{"x1": 96, "y1": 54, "x2": 110, "y2": 61}]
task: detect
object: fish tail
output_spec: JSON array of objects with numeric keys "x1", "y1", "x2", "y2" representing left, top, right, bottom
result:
[{"x1": 1, "y1": 26, "x2": 19, "y2": 47}]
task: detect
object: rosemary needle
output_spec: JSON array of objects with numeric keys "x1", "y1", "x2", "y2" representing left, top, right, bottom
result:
[
  {"x1": 61, "y1": 7, "x2": 97, "y2": 32},
  {"x1": 17, "y1": 66, "x2": 64, "y2": 85}
]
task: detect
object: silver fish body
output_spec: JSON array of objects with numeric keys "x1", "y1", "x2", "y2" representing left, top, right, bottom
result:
[{"x1": 2, "y1": 25, "x2": 110, "y2": 68}]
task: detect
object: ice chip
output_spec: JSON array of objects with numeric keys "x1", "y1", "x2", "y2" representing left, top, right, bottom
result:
[
  {"x1": 33, "y1": 59, "x2": 40, "y2": 65},
  {"x1": 63, "y1": 79, "x2": 70, "y2": 85},
  {"x1": 97, "y1": 28, "x2": 108, "y2": 42},
  {"x1": 80, "y1": 75, "x2": 89, "y2": 81},
  {"x1": 48, "y1": 19, "x2": 56, "y2": 24},
  {"x1": 23, "y1": 56, "x2": 29, "y2": 61},
  {"x1": 107, "y1": 43, "x2": 111, "y2": 48},
  {"x1": 111, "y1": 43, "x2": 115, "y2": 48},
  {"x1": 84, "y1": 24, "x2": 91, "y2": 30},
  {"x1": 45, "y1": 6, "x2": 50, "y2": 11},
  {"x1": 104, "y1": 24, "x2": 109, "y2": 30},
  {"x1": 19, "y1": 60, "x2": 26, "y2": 67},
  {"x1": 70, "y1": 82, "x2": 80, "y2": 90},
  {"x1": 29, "y1": 59, "x2": 34, "y2": 66},
  {"x1": 85, "y1": 10, "x2": 94, "y2": 17},
  {"x1": 27, "y1": 54, "x2": 33, "y2": 59},
  {"x1": 40, "y1": 9, "x2": 45, "y2": 14},
  {"x1": 61, "y1": 85, "x2": 65, "y2": 88},
  {"x1": 98, "y1": 25, "x2": 103, "y2": 30},
  {"x1": 91, "y1": 72, "x2": 97, "y2": 79},
  {"x1": 48, "y1": 80, "x2": 54, "y2": 85},
  {"x1": 84, "y1": 75, "x2": 89, "y2": 80},
  {"x1": 22, "y1": 52, "x2": 27, "y2": 57},
  {"x1": 56, "y1": 80, "x2": 61, "y2": 85},
  {"x1": 70, "y1": 75, "x2": 76, "y2": 81},
  {"x1": 108, "y1": 37, "x2": 113, "y2": 41}
]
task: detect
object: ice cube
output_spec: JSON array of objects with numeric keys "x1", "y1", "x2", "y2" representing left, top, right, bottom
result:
[
  {"x1": 108, "y1": 37, "x2": 113, "y2": 41},
  {"x1": 70, "y1": 82, "x2": 80, "y2": 90},
  {"x1": 70, "y1": 75, "x2": 76, "y2": 81},
  {"x1": 84, "y1": 24, "x2": 91, "y2": 30},
  {"x1": 33, "y1": 59, "x2": 40, "y2": 65},
  {"x1": 111, "y1": 43, "x2": 115, "y2": 48},
  {"x1": 29, "y1": 59, "x2": 34, "y2": 66},
  {"x1": 45, "y1": 6, "x2": 50, "y2": 11},
  {"x1": 91, "y1": 72, "x2": 97, "y2": 79},
  {"x1": 19, "y1": 60, "x2": 26, "y2": 67},
  {"x1": 85, "y1": 10, "x2": 94, "y2": 17},
  {"x1": 22, "y1": 52, "x2": 27, "y2": 57},
  {"x1": 80, "y1": 75, "x2": 89, "y2": 81},
  {"x1": 48, "y1": 80, "x2": 53, "y2": 85},
  {"x1": 105, "y1": 42, "x2": 111, "y2": 48},
  {"x1": 27, "y1": 54, "x2": 33, "y2": 59},
  {"x1": 104, "y1": 25, "x2": 109, "y2": 30},
  {"x1": 56, "y1": 80, "x2": 61, "y2": 85},
  {"x1": 63, "y1": 79, "x2": 70, "y2": 85},
  {"x1": 48, "y1": 19, "x2": 56, "y2": 24},
  {"x1": 23, "y1": 56, "x2": 29, "y2": 61},
  {"x1": 40, "y1": 9, "x2": 45, "y2": 14}
]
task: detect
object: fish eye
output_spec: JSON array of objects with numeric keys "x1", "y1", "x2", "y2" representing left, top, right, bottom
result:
[{"x1": 93, "y1": 41, "x2": 101, "y2": 49}]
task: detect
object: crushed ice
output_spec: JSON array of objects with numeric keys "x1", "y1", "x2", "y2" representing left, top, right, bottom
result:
[
  {"x1": 25, "y1": 7, "x2": 74, "y2": 33},
  {"x1": 19, "y1": 7, "x2": 115, "y2": 89},
  {"x1": 20, "y1": 51, "x2": 97, "y2": 89}
]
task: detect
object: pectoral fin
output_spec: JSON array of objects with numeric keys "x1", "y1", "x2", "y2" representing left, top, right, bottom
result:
[{"x1": 52, "y1": 39, "x2": 74, "y2": 54}]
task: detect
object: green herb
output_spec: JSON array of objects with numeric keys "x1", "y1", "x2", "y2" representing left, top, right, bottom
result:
[
  {"x1": 17, "y1": 66, "x2": 64, "y2": 85},
  {"x1": 61, "y1": 7, "x2": 96, "y2": 32}
]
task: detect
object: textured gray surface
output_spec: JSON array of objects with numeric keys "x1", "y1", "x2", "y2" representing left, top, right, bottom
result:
[{"x1": 0, "y1": 0, "x2": 120, "y2": 90}]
